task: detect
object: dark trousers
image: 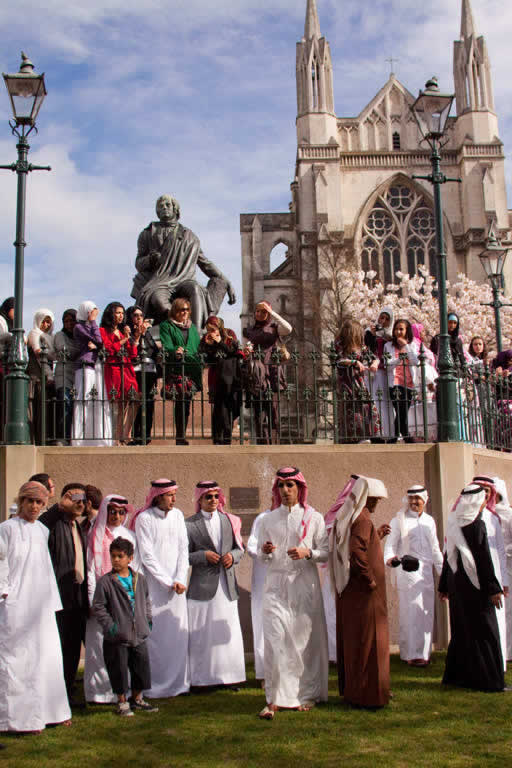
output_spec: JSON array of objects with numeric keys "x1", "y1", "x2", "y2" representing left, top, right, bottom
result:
[
  {"x1": 175, "y1": 397, "x2": 191, "y2": 440},
  {"x1": 56, "y1": 608, "x2": 86, "y2": 701},
  {"x1": 103, "y1": 640, "x2": 151, "y2": 695},
  {"x1": 56, "y1": 387, "x2": 74, "y2": 442},
  {"x1": 389, "y1": 385, "x2": 415, "y2": 437},
  {"x1": 133, "y1": 371, "x2": 157, "y2": 442}
]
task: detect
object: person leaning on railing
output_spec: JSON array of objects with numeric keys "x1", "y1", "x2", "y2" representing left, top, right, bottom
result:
[
  {"x1": 27, "y1": 308, "x2": 56, "y2": 445},
  {"x1": 126, "y1": 305, "x2": 160, "y2": 446},
  {"x1": 383, "y1": 319, "x2": 419, "y2": 442},
  {"x1": 100, "y1": 302, "x2": 140, "y2": 446},
  {"x1": 199, "y1": 315, "x2": 244, "y2": 445},
  {"x1": 54, "y1": 309, "x2": 80, "y2": 445},
  {"x1": 159, "y1": 297, "x2": 202, "y2": 446},
  {"x1": 242, "y1": 300, "x2": 292, "y2": 445},
  {"x1": 0, "y1": 296, "x2": 14, "y2": 433}
]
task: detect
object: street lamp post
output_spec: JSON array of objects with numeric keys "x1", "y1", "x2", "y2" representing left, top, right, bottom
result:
[
  {"x1": 411, "y1": 77, "x2": 461, "y2": 442},
  {"x1": 1, "y1": 52, "x2": 50, "y2": 444},
  {"x1": 478, "y1": 222, "x2": 511, "y2": 354}
]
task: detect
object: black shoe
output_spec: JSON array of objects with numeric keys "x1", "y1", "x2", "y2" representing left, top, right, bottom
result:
[
  {"x1": 129, "y1": 697, "x2": 159, "y2": 713},
  {"x1": 176, "y1": 438, "x2": 189, "y2": 446}
]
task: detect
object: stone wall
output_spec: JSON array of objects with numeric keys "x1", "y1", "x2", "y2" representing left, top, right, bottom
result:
[{"x1": 2, "y1": 442, "x2": 511, "y2": 651}]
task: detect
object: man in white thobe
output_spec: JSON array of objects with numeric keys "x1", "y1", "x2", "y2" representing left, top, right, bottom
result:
[
  {"x1": 494, "y1": 477, "x2": 512, "y2": 662},
  {"x1": 258, "y1": 467, "x2": 329, "y2": 718},
  {"x1": 472, "y1": 475, "x2": 509, "y2": 670},
  {"x1": 134, "y1": 479, "x2": 190, "y2": 697},
  {"x1": 0, "y1": 481, "x2": 71, "y2": 732},
  {"x1": 186, "y1": 481, "x2": 246, "y2": 688},
  {"x1": 247, "y1": 510, "x2": 270, "y2": 682},
  {"x1": 384, "y1": 484, "x2": 443, "y2": 665}
]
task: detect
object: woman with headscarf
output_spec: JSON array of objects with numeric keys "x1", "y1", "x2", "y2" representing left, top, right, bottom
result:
[
  {"x1": 408, "y1": 324, "x2": 439, "y2": 441},
  {"x1": 160, "y1": 297, "x2": 202, "y2": 445},
  {"x1": 364, "y1": 307, "x2": 395, "y2": 439},
  {"x1": 439, "y1": 484, "x2": 505, "y2": 691},
  {"x1": 430, "y1": 312, "x2": 466, "y2": 369},
  {"x1": 242, "y1": 300, "x2": 292, "y2": 444},
  {"x1": 186, "y1": 481, "x2": 245, "y2": 690},
  {"x1": 54, "y1": 309, "x2": 79, "y2": 443},
  {"x1": 494, "y1": 477, "x2": 512, "y2": 662},
  {"x1": 383, "y1": 484, "x2": 443, "y2": 666},
  {"x1": 84, "y1": 494, "x2": 136, "y2": 704},
  {"x1": 257, "y1": 467, "x2": 328, "y2": 719},
  {"x1": 72, "y1": 301, "x2": 113, "y2": 446},
  {"x1": 330, "y1": 475, "x2": 390, "y2": 708},
  {"x1": 100, "y1": 302, "x2": 139, "y2": 445},
  {"x1": 126, "y1": 305, "x2": 160, "y2": 445},
  {"x1": 0, "y1": 297, "x2": 14, "y2": 433},
  {"x1": 27, "y1": 308, "x2": 56, "y2": 444},
  {"x1": 199, "y1": 315, "x2": 243, "y2": 445},
  {"x1": 0, "y1": 481, "x2": 71, "y2": 732}
]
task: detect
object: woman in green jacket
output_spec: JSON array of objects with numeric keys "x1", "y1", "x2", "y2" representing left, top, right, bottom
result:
[{"x1": 160, "y1": 298, "x2": 202, "y2": 445}]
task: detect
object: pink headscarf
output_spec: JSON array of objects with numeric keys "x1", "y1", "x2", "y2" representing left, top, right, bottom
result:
[
  {"x1": 472, "y1": 475, "x2": 499, "y2": 520},
  {"x1": 324, "y1": 475, "x2": 361, "y2": 531},
  {"x1": 87, "y1": 493, "x2": 134, "y2": 579},
  {"x1": 17, "y1": 480, "x2": 49, "y2": 505},
  {"x1": 271, "y1": 467, "x2": 312, "y2": 544},
  {"x1": 129, "y1": 479, "x2": 179, "y2": 530},
  {"x1": 411, "y1": 323, "x2": 436, "y2": 365},
  {"x1": 195, "y1": 481, "x2": 244, "y2": 550}
]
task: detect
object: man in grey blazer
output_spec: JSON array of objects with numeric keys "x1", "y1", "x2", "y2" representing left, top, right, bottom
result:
[{"x1": 186, "y1": 481, "x2": 246, "y2": 689}]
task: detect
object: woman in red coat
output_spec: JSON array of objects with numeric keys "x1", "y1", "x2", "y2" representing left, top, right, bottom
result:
[{"x1": 100, "y1": 302, "x2": 139, "y2": 444}]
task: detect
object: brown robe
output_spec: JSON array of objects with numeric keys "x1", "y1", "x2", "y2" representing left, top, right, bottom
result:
[{"x1": 336, "y1": 508, "x2": 390, "y2": 707}]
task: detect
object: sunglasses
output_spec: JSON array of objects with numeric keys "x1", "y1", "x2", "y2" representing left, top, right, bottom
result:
[
  {"x1": 277, "y1": 481, "x2": 296, "y2": 489},
  {"x1": 205, "y1": 493, "x2": 219, "y2": 500},
  {"x1": 108, "y1": 507, "x2": 127, "y2": 516},
  {"x1": 70, "y1": 493, "x2": 86, "y2": 503}
]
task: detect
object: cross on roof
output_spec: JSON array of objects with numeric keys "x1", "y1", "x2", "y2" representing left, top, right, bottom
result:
[{"x1": 386, "y1": 56, "x2": 399, "y2": 75}]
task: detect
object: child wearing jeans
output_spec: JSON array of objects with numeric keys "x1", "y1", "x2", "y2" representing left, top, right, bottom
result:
[{"x1": 93, "y1": 536, "x2": 157, "y2": 716}]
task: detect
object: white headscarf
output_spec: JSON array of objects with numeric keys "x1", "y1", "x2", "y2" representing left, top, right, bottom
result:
[
  {"x1": 330, "y1": 476, "x2": 388, "y2": 596},
  {"x1": 445, "y1": 484, "x2": 486, "y2": 589},
  {"x1": 77, "y1": 301, "x2": 97, "y2": 323},
  {"x1": 397, "y1": 484, "x2": 429, "y2": 553},
  {"x1": 27, "y1": 308, "x2": 55, "y2": 351},
  {"x1": 365, "y1": 305, "x2": 394, "y2": 341}
]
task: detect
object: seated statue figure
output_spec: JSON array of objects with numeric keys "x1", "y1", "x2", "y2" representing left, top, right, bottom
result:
[{"x1": 131, "y1": 195, "x2": 236, "y2": 328}]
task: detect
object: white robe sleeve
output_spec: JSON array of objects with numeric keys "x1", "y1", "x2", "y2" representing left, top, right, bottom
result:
[
  {"x1": 429, "y1": 518, "x2": 444, "y2": 575},
  {"x1": 383, "y1": 516, "x2": 400, "y2": 563},
  {"x1": 496, "y1": 520, "x2": 509, "y2": 588},
  {"x1": 257, "y1": 515, "x2": 273, "y2": 562},
  {"x1": 175, "y1": 512, "x2": 190, "y2": 586},
  {"x1": 310, "y1": 514, "x2": 328, "y2": 563},
  {"x1": 136, "y1": 514, "x2": 174, "y2": 589},
  {"x1": 269, "y1": 309, "x2": 292, "y2": 337},
  {"x1": 0, "y1": 524, "x2": 10, "y2": 596},
  {"x1": 87, "y1": 563, "x2": 97, "y2": 607},
  {"x1": 247, "y1": 512, "x2": 266, "y2": 559}
]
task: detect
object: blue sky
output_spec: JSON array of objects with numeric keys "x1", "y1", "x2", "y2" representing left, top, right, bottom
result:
[{"x1": 0, "y1": 0, "x2": 510, "y2": 336}]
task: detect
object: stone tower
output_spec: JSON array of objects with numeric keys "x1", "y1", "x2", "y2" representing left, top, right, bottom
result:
[{"x1": 240, "y1": 0, "x2": 511, "y2": 349}]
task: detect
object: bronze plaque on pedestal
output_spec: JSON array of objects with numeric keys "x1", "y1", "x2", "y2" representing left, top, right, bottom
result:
[{"x1": 230, "y1": 487, "x2": 260, "y2": 510}]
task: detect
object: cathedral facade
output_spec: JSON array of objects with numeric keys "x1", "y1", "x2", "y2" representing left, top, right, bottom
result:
[{"x1": 240, "y1": 0, "x2": 511, "y2": 346}]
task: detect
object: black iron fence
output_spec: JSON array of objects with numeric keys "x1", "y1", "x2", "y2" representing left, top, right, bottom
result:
[{"x1": 0, "y1": 342, "x2": 510, "y2": 450}]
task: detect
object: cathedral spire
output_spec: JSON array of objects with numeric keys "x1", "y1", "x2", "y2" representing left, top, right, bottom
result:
[
  {"x1": 304, "y1": 0, "x2": 321, "y2": 40},
  {"x1": 460, "y1": 0, "x2": 477, "y2": 40},
  {"x1": 454, "y1": 0, "x2": 494, "y2": 114}
]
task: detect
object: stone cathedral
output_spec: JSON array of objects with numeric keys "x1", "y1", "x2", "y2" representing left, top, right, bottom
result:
[{"x1": 240, "y1": 0, "x2": 511, "y2": 347}]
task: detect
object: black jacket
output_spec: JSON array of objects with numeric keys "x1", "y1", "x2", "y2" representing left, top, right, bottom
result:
[
  {"x1": 93, "y1": 569, "x2": 152, "y2": 647},
  {"x1": 39, "y1": 503, "x2": 89, "y2": 613}
]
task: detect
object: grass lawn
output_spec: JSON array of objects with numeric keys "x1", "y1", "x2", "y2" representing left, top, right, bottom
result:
[{"x1": 2, "y1": 654, "x2": 512, "y2": 768}]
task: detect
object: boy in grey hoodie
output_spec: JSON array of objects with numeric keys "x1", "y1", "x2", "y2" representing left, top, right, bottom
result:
[{"x1": 93, "y1": 536, "x2": 158, "y2": 716}]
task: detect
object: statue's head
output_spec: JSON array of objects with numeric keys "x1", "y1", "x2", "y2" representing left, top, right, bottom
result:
[{"x1": 156, "y1": 195, "x2": 180, "y2": 224}]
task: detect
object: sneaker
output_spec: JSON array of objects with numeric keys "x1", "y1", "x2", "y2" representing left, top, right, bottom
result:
[
  {"x1": 116, "y1": 702, "x2": 134, "y2": 717},
  {"x1": 130, "y1": 697, "x2": 159, "y2": 713}
]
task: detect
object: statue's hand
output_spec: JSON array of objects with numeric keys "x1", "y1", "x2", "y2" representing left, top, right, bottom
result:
[
  {"x1": 149, "y1": 249, "x2": 161, "y2": 269},
  {"x1": 227, "y1": 283, "x2": 236, "y2": 305}
]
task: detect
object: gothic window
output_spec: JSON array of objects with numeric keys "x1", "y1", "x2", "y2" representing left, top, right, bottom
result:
[
  {"x1": 392, "y1": 131, "x2": 401, "y2": 150},
  {"x1": 360, "y1": 182, "x2": 438, "y2": 285}
]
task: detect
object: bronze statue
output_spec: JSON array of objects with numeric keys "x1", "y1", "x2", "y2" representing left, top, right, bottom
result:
[{"x1": 131, "y1": 195, "x2": 236, "y2": 327}]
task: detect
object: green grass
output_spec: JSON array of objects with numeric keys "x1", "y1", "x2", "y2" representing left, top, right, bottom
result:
[{"x1": 2, "y1": 654, "x2": 512, "y2": 768}]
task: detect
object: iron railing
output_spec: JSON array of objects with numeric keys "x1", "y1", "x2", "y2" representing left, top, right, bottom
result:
[{"x1": 0, "y1": 341, "x2": 510, "y2": 450}]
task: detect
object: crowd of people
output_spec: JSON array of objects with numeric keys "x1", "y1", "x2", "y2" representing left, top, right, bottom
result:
[
  {"x1": 0, "y1": 295, "x2": 294, "y2": 447},
  {"x1": 1, "y1": 467, "x2": 511, "y2": 735}
]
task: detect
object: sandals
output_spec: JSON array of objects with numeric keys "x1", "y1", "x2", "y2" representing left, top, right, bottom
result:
[
  {"x1": 258, "y1": 706, "x2": 275, "y2": 720},
  {"x1": 298, "y1": 701, "x2": 315, "y2": 712}
]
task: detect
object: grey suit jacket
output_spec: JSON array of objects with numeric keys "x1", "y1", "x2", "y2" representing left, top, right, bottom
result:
[{"x1": 185, "y1": 511, "x2": 243, "y2": 602}]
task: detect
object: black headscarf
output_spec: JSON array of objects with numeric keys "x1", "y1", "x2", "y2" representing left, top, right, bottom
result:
[
  {"x1": 61, "y1": 308, "x2": 77, "y2": 339},
  {"x1": 0, "y1": 297, "x2": 15, "y2": 331}
]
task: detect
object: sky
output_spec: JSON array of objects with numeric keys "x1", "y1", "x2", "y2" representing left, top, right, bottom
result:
[{"x1": 0, "y1": 0, "x2": 510, "y2": 336}]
